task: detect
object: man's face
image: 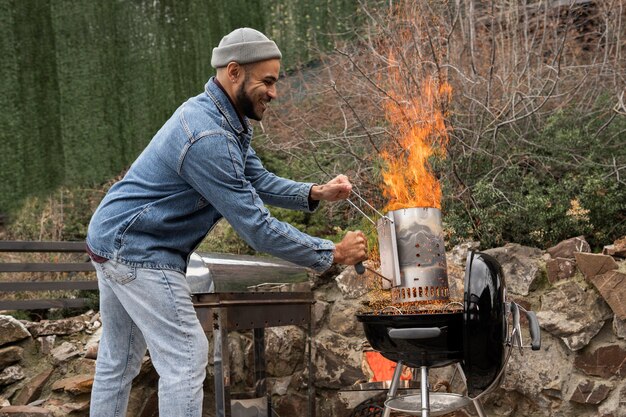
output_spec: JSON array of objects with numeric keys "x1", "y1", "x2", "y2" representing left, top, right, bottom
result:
[{"x1": 235, "y1": 59, "x2": 280, "y2": 121}]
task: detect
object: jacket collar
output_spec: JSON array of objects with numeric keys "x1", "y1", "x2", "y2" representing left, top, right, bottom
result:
[{"x1": 205, "y1": 77, "x2": 251, "y2": 136}]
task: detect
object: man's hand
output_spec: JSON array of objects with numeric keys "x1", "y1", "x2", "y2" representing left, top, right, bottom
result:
[
  {"x1": 310, "y1": 174, "x2": 352, "y2": 202},
  {"x1": 333, "y1": 231, "x2": 368, "y2": 266}
]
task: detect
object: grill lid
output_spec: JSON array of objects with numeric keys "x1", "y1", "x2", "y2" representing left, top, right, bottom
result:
[{"x1": 462, "y1": 251, "x2": 507, "y2": 397}]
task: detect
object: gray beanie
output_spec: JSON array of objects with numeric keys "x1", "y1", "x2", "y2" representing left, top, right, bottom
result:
[{"x1": 211, "y1": 28, "x2": 282, "y2": 68}]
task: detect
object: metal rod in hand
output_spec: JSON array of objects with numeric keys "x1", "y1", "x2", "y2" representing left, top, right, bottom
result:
[
  {"x1": 344, "y1": 199, "x2": 369, "y2": 275},
  {"x1": 346, "y1": 199, "x2": 376, "y2": 225},
  {"x1": 349, "y1": 189, "x2": 393, "y2": 223},
  {"x1": 344, "y1": 189, "x2": 392, "y2": 275},
  {"x1": 362, "y1": 265, "x2": 392, "y2": 283}
]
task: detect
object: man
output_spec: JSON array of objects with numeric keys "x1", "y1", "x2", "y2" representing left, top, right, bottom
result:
[{"x1": 86, "y1": 27, "x2": 367, "y2": 417}]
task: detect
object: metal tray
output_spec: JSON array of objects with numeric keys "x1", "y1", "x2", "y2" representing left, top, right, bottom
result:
[
  {"x1": 341, "y1": 380, "x2": 421, "y2": 391},
  {"x1": 384, "y1": 392, "x2": 471, "y2": 416}
]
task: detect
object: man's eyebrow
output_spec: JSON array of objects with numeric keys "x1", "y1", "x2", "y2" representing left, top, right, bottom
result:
[{"x1": 263, "y1": 75, "x2": 278, "y2": 82}]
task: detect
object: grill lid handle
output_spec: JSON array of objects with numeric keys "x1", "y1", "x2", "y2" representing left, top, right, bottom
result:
[
  {"x1": 388, "y1": 327, "x2": 442, "y2": 340},
  {"x1": 510, "y1": 302, "x2": 542, "y2": 351},
  {"x1": 524, "y1": 310, "x2": 541, "y2": 351}
]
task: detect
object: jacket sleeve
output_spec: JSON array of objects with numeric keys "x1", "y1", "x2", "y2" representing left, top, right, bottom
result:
[
  {"x1": 244, "y1": 146, "x2": 319, "y2": 212},
  {"x1": 178, "y1": 134, "x2": 334, "y2": 273}
]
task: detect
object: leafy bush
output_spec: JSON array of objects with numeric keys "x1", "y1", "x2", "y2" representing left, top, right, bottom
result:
[{"x1": 443, "y1": 104, "x2": 626, "y2": 250}]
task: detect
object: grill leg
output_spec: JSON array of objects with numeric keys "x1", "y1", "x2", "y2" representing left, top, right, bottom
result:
[
  {"x1": 420, "y1": 366, "x2": 430, "y2": 417},
  {"x1": 455, "y1": 363, "x2": 488, "y2": 417},
  {"x1": 213, "y1": 309, "x2": 231, "y2": 417},
  {"x1": 473, "y1": 398, "x2": 488, "y2": 417},
  {"x1": 382, "y1": 360, "x2": 403, "y2": 417},
  {"x1": 307, "y1": 313, "x2": 315, "y2": 417},
  {"x1": 253, "y1": 328, "x2": 266, "y2": 397}
]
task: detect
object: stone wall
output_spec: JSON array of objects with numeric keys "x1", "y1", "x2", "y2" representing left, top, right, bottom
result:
[{"x1": 0, "y1": 236, "x2": 624, "y2": 417}]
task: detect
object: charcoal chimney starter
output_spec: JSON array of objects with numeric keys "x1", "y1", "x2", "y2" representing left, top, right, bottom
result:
[{"x1": 377, "y1": 207, "x2": 450, "y2": 304}]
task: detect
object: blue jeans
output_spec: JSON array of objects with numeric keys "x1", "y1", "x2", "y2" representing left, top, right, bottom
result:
[{"x1": 89, "y1": 259, "x2": 208, "y2": 417}]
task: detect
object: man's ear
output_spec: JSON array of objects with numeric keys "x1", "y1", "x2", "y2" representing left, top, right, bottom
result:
[{"x1": 226, "y1": 62, "x2": 242, "y2": 84}]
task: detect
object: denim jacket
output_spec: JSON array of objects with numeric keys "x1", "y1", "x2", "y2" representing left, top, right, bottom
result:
[{"x1": 87, "y1": 77, "x2": 335, "y2": 273}]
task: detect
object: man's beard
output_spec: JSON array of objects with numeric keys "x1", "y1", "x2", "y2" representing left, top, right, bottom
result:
[{"x1": 236, "y1": 77, "x2": 262, "y2": 121}]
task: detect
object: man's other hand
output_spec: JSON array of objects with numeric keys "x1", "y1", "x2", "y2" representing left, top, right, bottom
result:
[
  {"x1": 333, "y1": 230, "x2": 368, "y2": 266},
  {"x1": 310, "y1": 174, "x2": 352, "y2": 201}
]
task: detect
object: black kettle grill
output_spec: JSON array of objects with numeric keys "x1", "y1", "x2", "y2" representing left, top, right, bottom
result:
[{"x1": 356, "y1": 251, "x2": 541, "y2": 416}]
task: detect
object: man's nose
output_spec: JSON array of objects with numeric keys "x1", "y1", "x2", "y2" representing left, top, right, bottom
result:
[{"x1": 267, "y1": 85, "x2": 277, "y2": 99}]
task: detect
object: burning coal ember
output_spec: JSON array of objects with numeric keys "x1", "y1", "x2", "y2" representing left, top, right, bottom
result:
[
  {"x1": 362, "y1": 277, "x2": 462, "y2": 315},
  {"x1": 361, "y1": 294, "x2": 464, "y2": 316}
]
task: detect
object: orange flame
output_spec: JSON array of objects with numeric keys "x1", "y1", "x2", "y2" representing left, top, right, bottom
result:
[
  {"x1": 365, "y1": 351, "x2": 412, "y2": 382},
  {"x1": 381, "y1": 71, "x2": 452, "y2": 212}
]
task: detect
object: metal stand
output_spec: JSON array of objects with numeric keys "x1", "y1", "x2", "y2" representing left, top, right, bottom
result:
[
  {"x1": 214, "y1": 312, "x2": 231, "y2": 417},
  {"x1": 382, "y1": 360, "x2": 403, "y2": 417},
  {"x1": 473, "y1": 399, "x2": 488, "y2": 417},
  {"x1": 420, "y1": 366, "x2": 430, "y2": 417},
  {"x1": 253, "y1": 328, "x2": 266, "y2": 397},
  {"x1": 193, "y1": 292, "x2": 316, "y2": 417},
  {"x1": 381, "y1": 362, "x2": 488, "y2": 416}
]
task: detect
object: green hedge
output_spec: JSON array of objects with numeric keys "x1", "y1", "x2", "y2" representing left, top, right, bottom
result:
[{"x1": 0, "y1": 0, "x2": 359, "y2": 214}]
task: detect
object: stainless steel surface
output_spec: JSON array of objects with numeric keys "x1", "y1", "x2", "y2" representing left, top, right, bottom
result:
[
  {"x1": 378, "y1": 207, "x2": 450, "y2": 303},
  {"x1": 186, "y1": 252, "x2": 309, "y2": 294},
  {"x1": 186, "y1": 252, "x2": 214, "y2": 293},
  {"x1": 377, "y1": 211, "x2": 400, "y2": 289},
  {"x1": 384, "y1": 393, "x2": 471, "y2": 416}
]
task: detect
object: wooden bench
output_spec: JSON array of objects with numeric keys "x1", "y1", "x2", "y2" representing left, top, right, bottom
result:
[{"x1": 0, "y1": 241, "x2": 97, "y2": 310}]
